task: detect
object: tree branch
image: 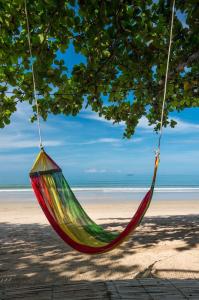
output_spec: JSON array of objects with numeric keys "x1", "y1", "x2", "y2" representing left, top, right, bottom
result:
[{"x1": 158, "y1": 50, "x2": 199, "y2": 85}]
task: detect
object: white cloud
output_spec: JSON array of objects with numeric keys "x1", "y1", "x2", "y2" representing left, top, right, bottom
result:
[
  {"x1": 80, "y1": 137, "x2": 143, "y2": 145},
  {"x1": 138, "y1": 116, "x2": 199, "y2": 134},
  {"x1": 82, "y1": 138, "x2": 121, "y2": 145},
  {"x1": 82, "y1": 112, "x2": 199, "y2": 135},
  {"x1": 82, "y1": 112, "x2": 152, "y2": 131},
  {"x1": 82, "y1": 113, "x2": 111, "y2": 123},
  {"x1": 171, "y1": 118, "x2": 199, "y2": 132},
  {"x1": 81, "y1": 112, "x2": 125, "y2": 126},
  {"x1": 162, "y1": 149, "x2": 199, "y2": 164},
  {"x1": 97, "y1": 138, "x2": 119, "y2": 143},
  {"x1": 84, "y1": 168, "x2": 107, "y2": 173},
  {"x1": 0, "y1": 102, "x2": 69, "y2": 150},
  {"x1": 138, "y1": 117, "x2": 153, "y2": 130},
  {"x1": 0, "y1": 135, "x2": 63, "y2": 149},
  {"x1": 2, "y1": 101, "x2": 198, "y2": 154},
  {"x1": 0, "y1": 153, "x2": 33, "y2": 163},
  {"x1": 174, "y1": 138, "x2": 199, "y2": 144},
  {"x1": 128, "y1": 137, "x2": 143, "y2": 143}
]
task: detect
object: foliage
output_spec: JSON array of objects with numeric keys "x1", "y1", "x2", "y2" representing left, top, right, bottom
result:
[{"x1": 0, "y1": 0, "x2": 198, "y2": 137}]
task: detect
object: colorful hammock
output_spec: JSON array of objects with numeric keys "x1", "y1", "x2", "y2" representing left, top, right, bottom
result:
[{"x1": 30, "y1": 149, "x2": 159, "y2": 254}]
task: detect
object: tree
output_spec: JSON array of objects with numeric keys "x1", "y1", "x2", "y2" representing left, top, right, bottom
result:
[{"x1": 0, "y1": 0, "x2": 198, "y2": 137}]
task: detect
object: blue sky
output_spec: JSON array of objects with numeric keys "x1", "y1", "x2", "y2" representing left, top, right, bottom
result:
[{"x1": 0, "y1": 101, "x2": 199, "y2": 186}]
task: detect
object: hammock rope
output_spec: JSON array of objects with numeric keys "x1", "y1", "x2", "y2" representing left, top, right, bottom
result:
[
  {"x1": 158, "y1": 0, "x2": 176, "y2": 151},
  {"x1": 26, "y1": 0, "x2": 176, "y2": 253},
  {"x1": 24, "y1": 0, "x2": 43, "y2": 149}
]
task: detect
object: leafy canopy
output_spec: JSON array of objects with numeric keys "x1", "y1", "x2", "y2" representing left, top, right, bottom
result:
[{"x1": 0, "y1": 0, "x2": 198, "y2": 137}]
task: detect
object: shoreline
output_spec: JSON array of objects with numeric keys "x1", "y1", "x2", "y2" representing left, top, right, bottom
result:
[
  {"x1": 1, "y1": 186, "x2": 199, "y2": 191},
  {"x1": 1, "y1": 188, "x2": 199, "y2": 202}
]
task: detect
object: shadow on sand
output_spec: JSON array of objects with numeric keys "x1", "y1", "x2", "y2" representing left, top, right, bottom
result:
[{"x1": 0, "y1": 214, "x2": 199, "y2": 289}]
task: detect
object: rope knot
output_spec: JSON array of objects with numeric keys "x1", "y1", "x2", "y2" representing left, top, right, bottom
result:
[{"x1": 155, "y1": 149, "x2": 160, "y2": 158}]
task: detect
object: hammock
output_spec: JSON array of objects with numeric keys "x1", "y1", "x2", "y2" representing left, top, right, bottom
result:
[
  {"x1": 30, "y1": 149, "x2": 159, "y2": 254},
  {"x1": 25, "y1": 0, "x2": 175, "y2": 253}
]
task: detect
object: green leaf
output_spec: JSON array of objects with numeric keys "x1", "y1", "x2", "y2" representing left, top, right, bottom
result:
[{"x1": 38, "y1": 33, "x2": 44, "y2": 43}]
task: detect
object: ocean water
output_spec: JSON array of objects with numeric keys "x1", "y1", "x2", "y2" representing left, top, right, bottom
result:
[
  {"x1": 69, "y1": 173, "x2": 199, "y2": 188},
  {"x1": 0, "y1": 174, "x2": 199, "y2": 202},
  {"x1": 1, "y1": 173, "x2": 199, "y2": 188}
]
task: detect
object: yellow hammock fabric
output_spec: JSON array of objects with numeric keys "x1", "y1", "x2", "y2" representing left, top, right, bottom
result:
[{"x1": 30, "y1": 149, "x2": 159, "y2": 254}]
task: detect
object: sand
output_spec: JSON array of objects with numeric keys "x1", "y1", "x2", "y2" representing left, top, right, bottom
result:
[{"x1": 0, "y1": 198, "x2": 199, "y2": 288}]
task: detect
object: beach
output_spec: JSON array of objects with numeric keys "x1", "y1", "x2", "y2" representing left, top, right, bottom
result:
[{"x1": 0, "y1": 188, "x2": 199, "y2": 289}]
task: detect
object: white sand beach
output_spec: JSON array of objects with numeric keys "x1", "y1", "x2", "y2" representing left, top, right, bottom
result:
[{"x1": 1, "y1": 191, "x2": 199, "y2": 288}]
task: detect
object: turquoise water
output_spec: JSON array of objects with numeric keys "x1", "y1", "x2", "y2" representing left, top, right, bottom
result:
[
  {"x1": 68, "y1": 174, "x2": 199, "y2": 188},
  {"x1": 1, "y1": 174, "x2": 199, "y2": 189},
  {"x1": 0, "y1": 174, "x2": 199, "y2": 202}
]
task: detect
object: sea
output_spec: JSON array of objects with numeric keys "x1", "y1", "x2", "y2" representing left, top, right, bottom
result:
[{"x1": 0, "y1": 174, "x2": 199, "y2": 202}]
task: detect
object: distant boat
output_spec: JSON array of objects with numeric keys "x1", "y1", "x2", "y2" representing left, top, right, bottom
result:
[{"x1": 126, "y1": 173, "x2": 134, "y2": 177}]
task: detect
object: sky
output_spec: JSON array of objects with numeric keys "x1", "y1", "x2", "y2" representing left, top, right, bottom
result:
[
  {"x1": 0, "y1": 10, "x2": 198, "y2": 187},
  {"x1": 0, "y1": 100, "x2": 199, "y2": 186}
]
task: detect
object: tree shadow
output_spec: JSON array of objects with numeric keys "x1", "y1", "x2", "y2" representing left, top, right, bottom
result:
[
  {"x1": 99, "y1": 214, "x2": 199, "y2": 251},
  {"x1": 0, "y1": 214, "x2": 199, "y2": 288}
]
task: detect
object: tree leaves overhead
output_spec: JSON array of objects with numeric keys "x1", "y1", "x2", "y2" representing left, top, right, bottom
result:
[{"x1": 0, "y1": 0, "x2": 198, "y2": 136}]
